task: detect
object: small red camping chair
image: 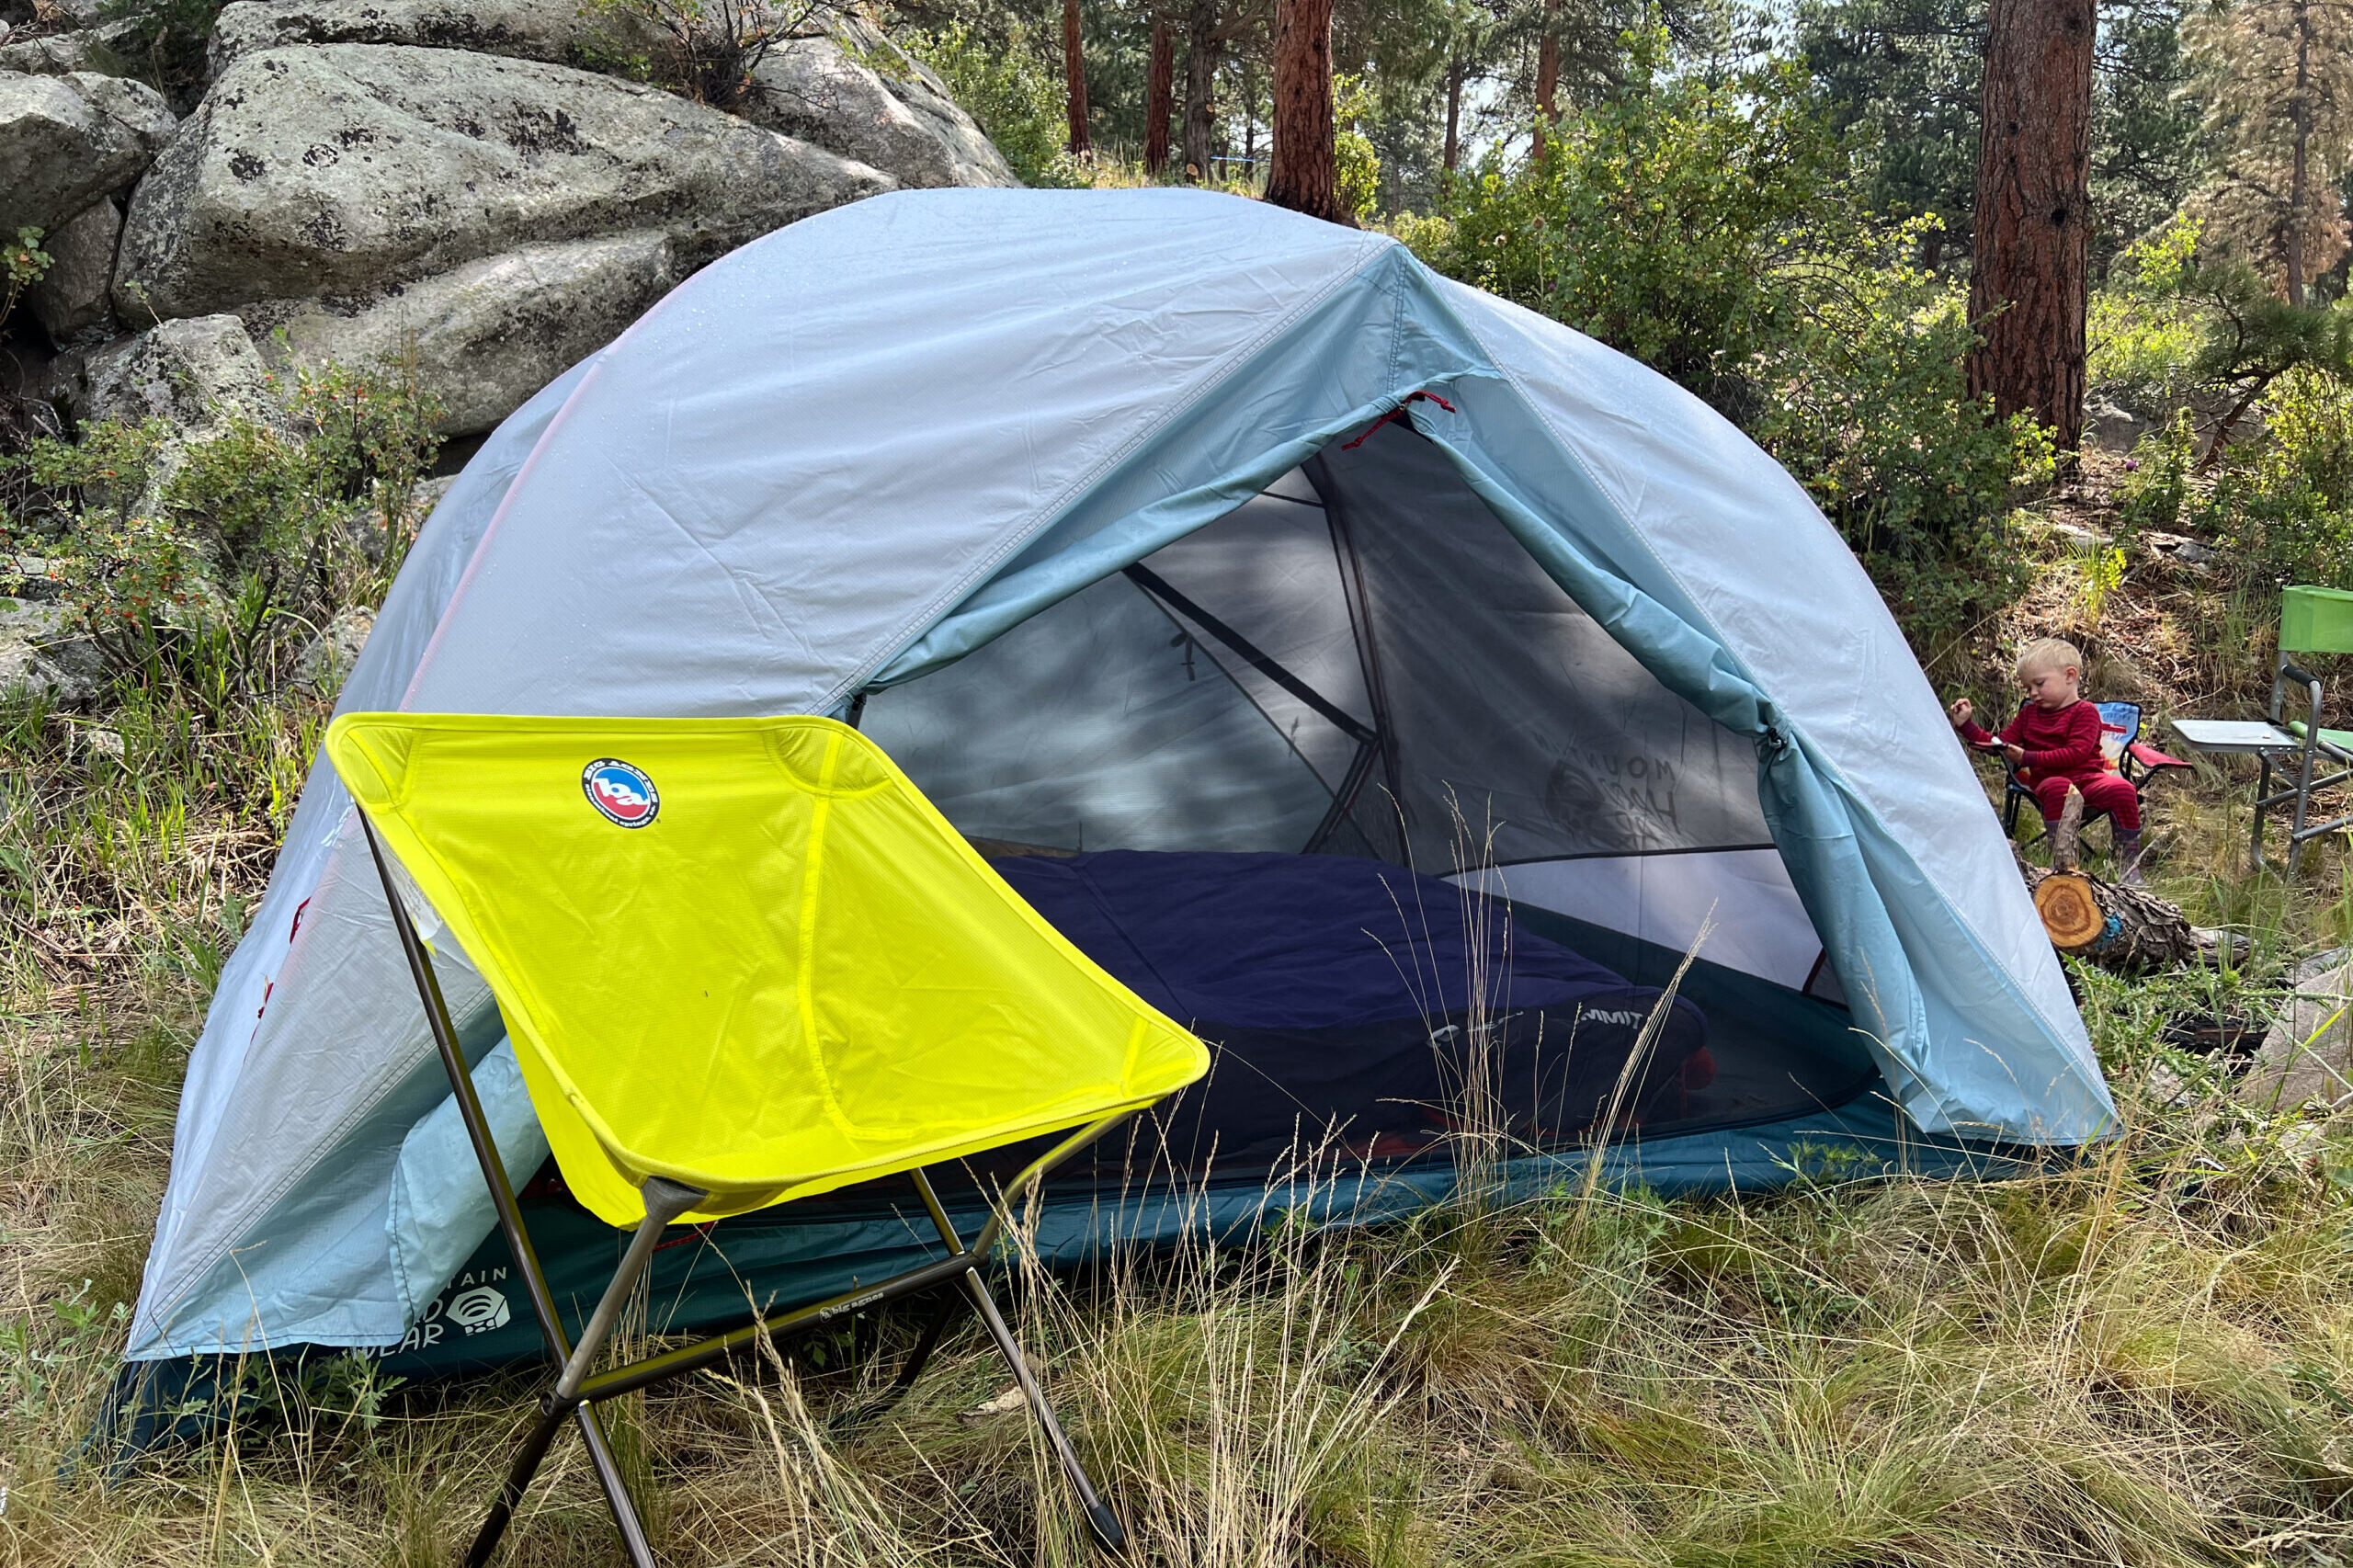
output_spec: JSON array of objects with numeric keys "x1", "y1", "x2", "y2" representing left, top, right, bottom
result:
[{"x1": 1999, "y1": 700, "x2": 2189, "y2": 843}]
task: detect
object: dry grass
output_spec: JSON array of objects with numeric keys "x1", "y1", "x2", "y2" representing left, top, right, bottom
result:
[{"x1": 11, "y1": 472, "x2": 2353, "y2": 1566}]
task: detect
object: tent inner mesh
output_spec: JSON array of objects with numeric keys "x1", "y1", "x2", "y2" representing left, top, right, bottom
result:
[{"x1": 862, "y1": 423, "x2": 1879, "y2": 1173}]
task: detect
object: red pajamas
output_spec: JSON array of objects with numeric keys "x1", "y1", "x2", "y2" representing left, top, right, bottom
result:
[
  {"x1": 2029, "y1": 769, "x2": 2139, "y2": 831},
  {"x1": 1961, "y1": 698, "x2": 2141, "y2": 831}
]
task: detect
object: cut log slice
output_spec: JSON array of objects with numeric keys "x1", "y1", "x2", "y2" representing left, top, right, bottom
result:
[{"x1": 2034, "y1": 870, "x2": 2108, "y2": 949}]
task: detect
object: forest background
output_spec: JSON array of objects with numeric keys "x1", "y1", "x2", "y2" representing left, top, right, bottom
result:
[
  {"x1": 24, "y1": 0, "x2": 2353, "y2": 1555},
  {"x1": 893, "y1": 0, "x2": 2353, "y2": 673}
]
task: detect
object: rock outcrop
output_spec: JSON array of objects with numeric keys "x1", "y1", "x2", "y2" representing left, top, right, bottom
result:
[
  {"x1": 2244, "y1": 950, "x2": 2353, "y2": 1112},
  {"x1": 0, "y1": 69, "x2": 176, "y2": 236},
  {"x1": 83, "y1": 313, "x2": 283, "y2": 432},
  {"x1": 743, "y1": 17, "x2": 1015, "y2": 190},
  {"x1": 119, "y1": 44, "x2": 891, "y2": 321},
  {"x1": 272, "y1": 233, "x2": 676, "y2": 433},
  {"x1": 6, "y1": 0, "x2": 1014, "y2": 441},
  {"x1": 26, "y1": 198, "x2": 120, "y2": 346},
  {"x1": 203, "y1": 0, "x2": 1013, "y2": 189}
]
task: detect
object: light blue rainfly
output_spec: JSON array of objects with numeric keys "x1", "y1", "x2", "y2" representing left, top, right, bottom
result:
[{"x1": 124, "y1": 187, "x2": 2109, "y2": 1368}]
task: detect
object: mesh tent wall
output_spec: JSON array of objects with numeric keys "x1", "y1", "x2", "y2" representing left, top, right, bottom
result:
[{"x1": 119, "y1": 187, "x2": 2110, "y2": 1382}]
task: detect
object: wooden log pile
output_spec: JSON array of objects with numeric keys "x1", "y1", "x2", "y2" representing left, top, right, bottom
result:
[{"x1": 2018, "y1": 785, "x2": 2199, "y2": 972}]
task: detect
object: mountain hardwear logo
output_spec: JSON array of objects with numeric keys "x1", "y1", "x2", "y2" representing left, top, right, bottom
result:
[{"x1": 447, "y1": 1285, "x2": 512, "y2": 1335}]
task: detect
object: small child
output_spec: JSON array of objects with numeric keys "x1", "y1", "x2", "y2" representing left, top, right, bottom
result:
[{"x1": 1949, "y1": 638, "x2": 2144, "y2": 885}]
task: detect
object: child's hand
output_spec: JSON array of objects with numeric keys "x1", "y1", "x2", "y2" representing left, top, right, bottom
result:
[
  {"x1": 2003, "y1": 743, "x2": 2025, "y2": 766},
  {"x1": 1948, "y1": 698, "x2": 1973, "y2": 731}
]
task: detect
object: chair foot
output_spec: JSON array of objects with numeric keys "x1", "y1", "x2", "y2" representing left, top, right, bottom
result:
[
  {"x1": 1084, "y1": 1498, "x2": 1130, "y2": 1555},
  {"x1": 466, "y1": 1403, "x2": 569, "y2": 1568},
  {"x1": 464, "y1": 1399, "x2": 659, "y2": 1568},
  {"x1": 957, "y1": 1270, "x2": 1126, "y2": 1555}
]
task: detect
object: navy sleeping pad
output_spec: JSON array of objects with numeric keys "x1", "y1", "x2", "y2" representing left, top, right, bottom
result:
[{"x1": 993, "y1": 851, "x2": 1711, "y2": 1160}]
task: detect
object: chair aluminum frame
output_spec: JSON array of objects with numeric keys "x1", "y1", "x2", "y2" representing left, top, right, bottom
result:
[
  {"x1": 2256, "y1": 657, "x2": 2353, "y2": 872},
  {"x1": 360, "y1": 817, "x2": 1134, "y2": 1567}
]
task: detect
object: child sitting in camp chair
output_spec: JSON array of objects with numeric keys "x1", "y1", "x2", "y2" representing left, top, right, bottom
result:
[{"x1": 1949, "y1": 637, "x2": 2146, "y2": 885}]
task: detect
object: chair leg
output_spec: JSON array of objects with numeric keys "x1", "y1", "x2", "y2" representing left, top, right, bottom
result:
[
  {"x1": 959, "y1": 1268, "x2": 1127, "y2": 1554},
  {"x1": 463, "y1": 1180, "x2": 699, "y2": 1568},
  {"x1": 467, "y1": 1403, "x2": 570, "y2": 1568},
  {"x1": 575, "y1": 1402, "x2": 659, "y2": 1568}
]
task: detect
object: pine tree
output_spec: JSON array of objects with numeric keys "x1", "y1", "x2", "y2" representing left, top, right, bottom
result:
[
  {"x1": 2185, "y1": 0, "x2": 2353, "y2": 303},
  {"x1": 1967, "y1": 0, "x2": 2096, "y2": 451}
]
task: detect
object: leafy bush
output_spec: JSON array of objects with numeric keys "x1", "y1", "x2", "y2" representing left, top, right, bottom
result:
[
  {"x1": 1415, "y1": 38, "x2": 2035, "y2": 649},
  {"x1": 902, "y1": 23, "x2": 1086, "y2": 188},
  {"x1": 1428, "y1": 38, "x2": 1842, "y2": 409},
  {"x1": 1745, "y1": 226, "x2": 2042, "y2": 640},
  {"x1": 1336, "y1": 74, "x2": 1381, "y2": 223},
  {"x1": 1, "y1": 358, "x2": 443, "y2": 714},
  {"x1": 2088, "y1": 216, "x2": 2207, "y2": 418},
  {"x1": 2116, "y1": 411, "x2": 2198, "y2": 533},
  {"x1": 2199, "y1": 369, "x2": 2353, "y2": 585},
  {"x1": 3, "y1": 227, "x2": 51, "y2": 323},
  {"x1": 578, "y1": 0, "x2": 834, "y2": 109}
]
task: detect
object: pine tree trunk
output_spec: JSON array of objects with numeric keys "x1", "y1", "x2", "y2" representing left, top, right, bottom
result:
[
  {"x1": 1443, "y1": 55, "x2": 1463, "y2": 172},
  {"x1": 1965, "y1": 0, "x2": 2094, "y2": 455},
  {"x1": 1534, "y1": 3, "x2": 1559, "y2": 117},
  {"x1": 1264, "y1": 0, "x2": 1347, "y2": 222},
  {"x1": 2288, "y1": 0, "x2": 2313, "y2": 306},
  {"x1": 1146, "y1": 18, "x2": 1175, "y2": 176},
  {"x1": 1062, "y1": 0, "x2": 1091, "y2": 156},
  {"x1": 1183, "y1": 0, "x2": 1218, "y2": 180}
]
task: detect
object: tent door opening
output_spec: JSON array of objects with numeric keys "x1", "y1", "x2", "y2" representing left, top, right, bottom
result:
[{"x1": 858, "y1": 419, "x2": 1882, "y2": 1178}]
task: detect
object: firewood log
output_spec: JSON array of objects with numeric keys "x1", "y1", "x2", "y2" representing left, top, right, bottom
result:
[{"x1": 2017, "y1": 783, "x2": 2196, "y2": 972}]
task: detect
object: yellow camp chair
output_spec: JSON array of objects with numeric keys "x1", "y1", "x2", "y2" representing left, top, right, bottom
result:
[{"x1": 326, "y1": 712, "x2": 1208, "y2": 1567}]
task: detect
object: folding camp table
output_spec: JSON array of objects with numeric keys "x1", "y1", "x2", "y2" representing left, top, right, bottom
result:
[{"x1": 327, "y1": 712, "x2": 1208, "y2": 1568}]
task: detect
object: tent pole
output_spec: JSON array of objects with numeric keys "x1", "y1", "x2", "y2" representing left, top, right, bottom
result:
[{"x1": 358, "y1": 816, "x2": 657, "y2": 1568}]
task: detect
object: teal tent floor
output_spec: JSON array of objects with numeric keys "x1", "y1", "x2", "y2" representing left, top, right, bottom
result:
[{"x1": 102, "y1": 915, "x2": 2059, "y2": 1455}]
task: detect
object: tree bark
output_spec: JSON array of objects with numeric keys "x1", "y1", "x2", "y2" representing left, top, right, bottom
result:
[
  {"x1": 1062, "y1": 0, "x2": 1091, "y2": 156},
  {"x1": 2288, "y1": 0, "x2": 2313, "y2": 305},
  {"x1": 1264, "y1": 0, "x2": 1347, "y2": 222},
  {"x1": 1965, "y1": 0, "x2": 2094, "y2": 456},
  {"x1": 1443, "y1": 54, "x2": 1464, "y2": 173},
  {"x1": 1183, "y1": 0, "x2": 1219, "y2": 180},
  {"x1": 1534, "y1": 3, "x2": 1559, "y2": 118},
  {"x1": 1145, "y1": 17, "x2": 1175, "y2": 176}
]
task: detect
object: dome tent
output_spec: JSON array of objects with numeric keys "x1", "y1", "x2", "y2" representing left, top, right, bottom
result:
[{"x1": 120, "y1": 187, "x2": 2110, "y2": 1392}]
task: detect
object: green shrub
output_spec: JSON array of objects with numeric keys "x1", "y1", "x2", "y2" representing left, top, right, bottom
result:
[
  {"x1": 1336, "y1": 74, "x2": 1381, "y2": 223},
  {"x1": 2087, "y1": 215, "x2": 2205, "y2": 417},
  {"x1": 901, "y1": 24, "x2": 1086, "y2": 188},
  {"x1": 1, "y1": 357, "x2": 443, "y2": 713},
  {"x1": 1427, "y1": 37, "x2": 1839, "y2": 407},
  {"x1": 2117, "y1": 411, "x2": 2198, "y2": 533},
  {"x1": 1745, "y1": 226, "x2": 2042, "y2": 641},
  {"x1": 2199, "y1": 369, "x2": 2353, "y2": 585}
]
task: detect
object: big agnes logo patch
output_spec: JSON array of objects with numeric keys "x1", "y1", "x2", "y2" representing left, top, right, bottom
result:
[{"x1": 582, "y1": 758, "x2": 660, "y2": 827}]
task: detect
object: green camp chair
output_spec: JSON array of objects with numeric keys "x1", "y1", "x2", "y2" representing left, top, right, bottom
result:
[
  {"x1": 2259, "y1": 586, "x2": 2353, "y2": 869},
  {"x1": 325, "y1": 712, "x2": 1209, "y2": 1568}
]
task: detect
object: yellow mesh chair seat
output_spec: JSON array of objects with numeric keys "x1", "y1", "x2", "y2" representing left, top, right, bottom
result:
[
  {"x1": 329, "y1": 712, "x2": 1201, "y2": 1566},
  {"x1": 328, "y1": 712, "x2": 1208, "y2": 1227}
]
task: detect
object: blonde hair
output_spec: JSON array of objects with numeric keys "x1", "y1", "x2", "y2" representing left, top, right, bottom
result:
[{"x1": 2015, "y1": 638, "x2": 2082, "y2": 680}]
